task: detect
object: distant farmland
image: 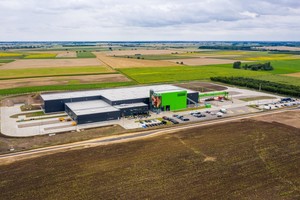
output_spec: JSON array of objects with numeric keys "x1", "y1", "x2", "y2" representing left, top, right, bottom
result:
[
  {"x1": 0, "y1": 119, "x2": 299, "y2": 199},
  {"x1": 119, "y1": 65, "x2": 270, "y2": 83}
]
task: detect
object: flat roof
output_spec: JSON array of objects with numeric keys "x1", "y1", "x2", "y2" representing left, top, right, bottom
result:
[
  {"x1": 114, "y1": 102, "x2": 148, "y2": 109},
  {"x1": 65, "y1": 100, "x2": 110, "y2": 111},
  {"x1": 74, "y1": 106, "x2": 120, "y2": 116},
  {"x1": 41, "y1": 84, "x2": 197, "y2": 102},
  {"x1": 66, "y1": 100, "x2": 119, "y2": 116}
]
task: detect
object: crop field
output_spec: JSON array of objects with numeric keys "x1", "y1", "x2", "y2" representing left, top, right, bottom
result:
[
  {"x1": 255, "y1": 75, "x2": 300, "y2": 86},
  {"x1": 23, "y1": 53, "x2": 57, "y2": 59},
  {"x1": 105, "y1": 49, "x2": 186, "y2": 56},
  {"x1": 0, "y1": 74, "x2": 130, "y2": 89},
  {"x1": 116, "y1": 54, "x2": 197, "y2": 60},
  {"x1": 167, "y1": 57, "x2": 243, "y2": 66},
  {"x1": 76, "y1": 51, "x2": 96, "y2": 58},
  {"x1": 0, "y1": 81, "x2": 135, "y2": 96},
  {"x1": 0, "y1": 66, "x2": 113, "y2": 79},
  {"x1": 0, "y1": 59, "x2": 14, "y2": 63},
  {"x1": 184, "y1": 50, "x2": 299, "y2": 62},
  {"x1": 56, "y1": 51, "x2": 77, "y2": 58},
  {"x1": 120, "y1": 65, "x2": 270, "y2": 83},
  {"x1": 0, "y1": 58, "x2": 104, "y2": 69},
  {"x1": 0, "y1": 117, "x2": 299, "y2": 199},
  {"x1": 0, "y1": 52, "x2": 24, "y2": 59},
  {"x1": 95, "y1": 53, "x2": 177, "y2": 68},
  {"x1": 285, "y1": 72, "x2": 300, "y2": 78},
  {"x1": 254, "y1": 111, "x2": 300, "y2": 129}
]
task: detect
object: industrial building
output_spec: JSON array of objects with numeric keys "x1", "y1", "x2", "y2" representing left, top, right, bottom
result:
[{"x1": 40, "y1": 85, "x2": 199, "y2": 124}]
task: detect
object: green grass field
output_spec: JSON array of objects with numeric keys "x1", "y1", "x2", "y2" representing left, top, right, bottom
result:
[
  {"x1": 0, "y1": 81, "x2": 135, "y2": 96},
  {"x1": 0, "y1": 66, "x2": 112, "y2": 79},
  {"x1": 76, "y1": 51, "x2": 96, "y2": 58},
  {"x1": 267, "y1": 60, "x2": 300, "y2": 74},
  {"x1": 255, "y1": 74, "x2": 300, "y2": 86},
  {"x1": 0, "y1": 59, "x2": 14, "y2": 63},
  {"x1": 119, "y1": 65, "x2": 270, "y2": 83}
]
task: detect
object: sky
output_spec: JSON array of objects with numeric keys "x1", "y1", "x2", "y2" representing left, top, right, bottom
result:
[{"x1": 1, "y1": 0, "x2": 300, "y2": 41}]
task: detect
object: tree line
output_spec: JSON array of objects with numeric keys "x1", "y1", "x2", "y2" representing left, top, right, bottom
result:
[
  {"x1": 233, "y1": 61, "x2": 274, "y2": 71},
  {"x1": 198, "y1": 46, "x2": 253, "y2": 51},
  {"x1": 210, "y1": 77, "x2": 300, "y2": 97}
]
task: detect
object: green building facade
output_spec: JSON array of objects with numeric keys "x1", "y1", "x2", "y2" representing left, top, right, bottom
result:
[{"x1": 150, "y1": 90, "x2": 187, "y2": 112}]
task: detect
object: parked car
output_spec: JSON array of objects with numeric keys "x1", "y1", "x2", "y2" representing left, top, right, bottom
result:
[
  {"x1": 170, "y1": 119, "x2": 179, "y2": 124},
  {"x1": 182, "y1": 118, "x2": 190, "y2": 121},
  {"x1": 220, "y1": 108, "x2": 227, "y2": 113},
  {"x1": 216, "y1": 112, "x2": 223, "y2": 117}
]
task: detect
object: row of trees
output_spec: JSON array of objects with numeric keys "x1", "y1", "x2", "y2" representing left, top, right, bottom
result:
[
  {"x1": 233, "y1": 61, "x2": 274, "y2": 71},
  {"x1": 210, "y1": 77, "x2": 300, "y2": 97},
  {"x1": 198, "y1": 46, "x2": 253, "y2": 50}
]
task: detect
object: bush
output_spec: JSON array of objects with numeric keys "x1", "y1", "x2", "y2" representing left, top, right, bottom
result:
[{"x1": 233, "y1": 62, "x2": 274, "y2": 71}]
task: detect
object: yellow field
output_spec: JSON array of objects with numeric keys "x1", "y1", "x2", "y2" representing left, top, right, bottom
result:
[
  {"x1": 0, "y1": 52, "x2": 23, "y2": 57},
  {"x1": 24, "y1": 53, "x2": 57, "y2": 59}
]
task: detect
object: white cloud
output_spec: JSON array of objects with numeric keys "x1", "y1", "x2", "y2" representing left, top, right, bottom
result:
[{"x1": 0, "y1": 0, "x2": 299, "y2": 41}]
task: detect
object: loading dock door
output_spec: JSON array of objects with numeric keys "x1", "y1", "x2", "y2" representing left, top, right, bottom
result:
[{"x1": 166, "y1": 105, "x2": 170, "y2": 111}]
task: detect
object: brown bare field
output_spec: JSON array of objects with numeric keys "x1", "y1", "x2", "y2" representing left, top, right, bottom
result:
[
  {"x1": 167, "y1": 58, "x2": 237, "y2": 66},
  {"x1": 175, "y1": 81, "x2": 227, "y2": 92},
  {"x1": 56, "y1": 51, "x2": 77, "y2": 58},
  {"x1": 0, "y1": 74, "x2": 130, "y2": 89},
  {"x1": 0, "y1": 118, "x2": 299, "y2": 199},
  {"x1": 95, "y1": 53, "x2": 177, "y2": 68},
  {"x1": 105, "y1": 49, "x2": 186, "y2": 56},
  {"x1": 284, "y1": 72, "x2": 300, "y2": 78},
  {"x1": 256, "y1": 46, "x2": 300, "y2": 51},
  {"x1": 0, "y1": 58, "x2": 103, "y2": 69},
  {"x1": 254, "y1": 110, "x2": 300, "y2": 129}
]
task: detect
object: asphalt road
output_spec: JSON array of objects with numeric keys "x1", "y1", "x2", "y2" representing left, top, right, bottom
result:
[{"x1": 0, "y1": 107, "x2": 298, "y2": 161}]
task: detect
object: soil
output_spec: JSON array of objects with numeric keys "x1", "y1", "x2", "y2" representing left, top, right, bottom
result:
[
  {"x1": 175, "y1": 81, "x2": 227, "y2": 92},
  {"x1": 0, "y1": 58, "x2": 103, "y2": 69},
  {"x1": 105, "y1": 49, "x2": 186, "y2": 56},
  {"x1": 0, "y1": 119, "x2": 299, "y2": 199},
  {"x1": 284, "y1": 72, "x2": 300, "y2": 78},
  {"x1": 95, "y1": 53, "x2": 177, "y2": 68},
  {"x1": 0, "y1": 74, "x2": 130, "y2": 89},
  {"x1": 1, "y1": 94, "x2": 42, "y2": 106},
  {"x1": 56, "y1": 51, "x2": 77, "y2": 58},
  {"x1": 254, "y1": 110, "x2": 300, "y2": 129},
  {"x1": 167, "y1": 57, "x2": 240, "y2": 66}
]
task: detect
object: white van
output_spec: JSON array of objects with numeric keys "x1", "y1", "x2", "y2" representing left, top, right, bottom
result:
[
  {"x1": 220, "y1": 108, "x2": 227, "y2": 114},
  {"x1": 217, "y1": 112, "x2": 223, "y2": 117}
]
